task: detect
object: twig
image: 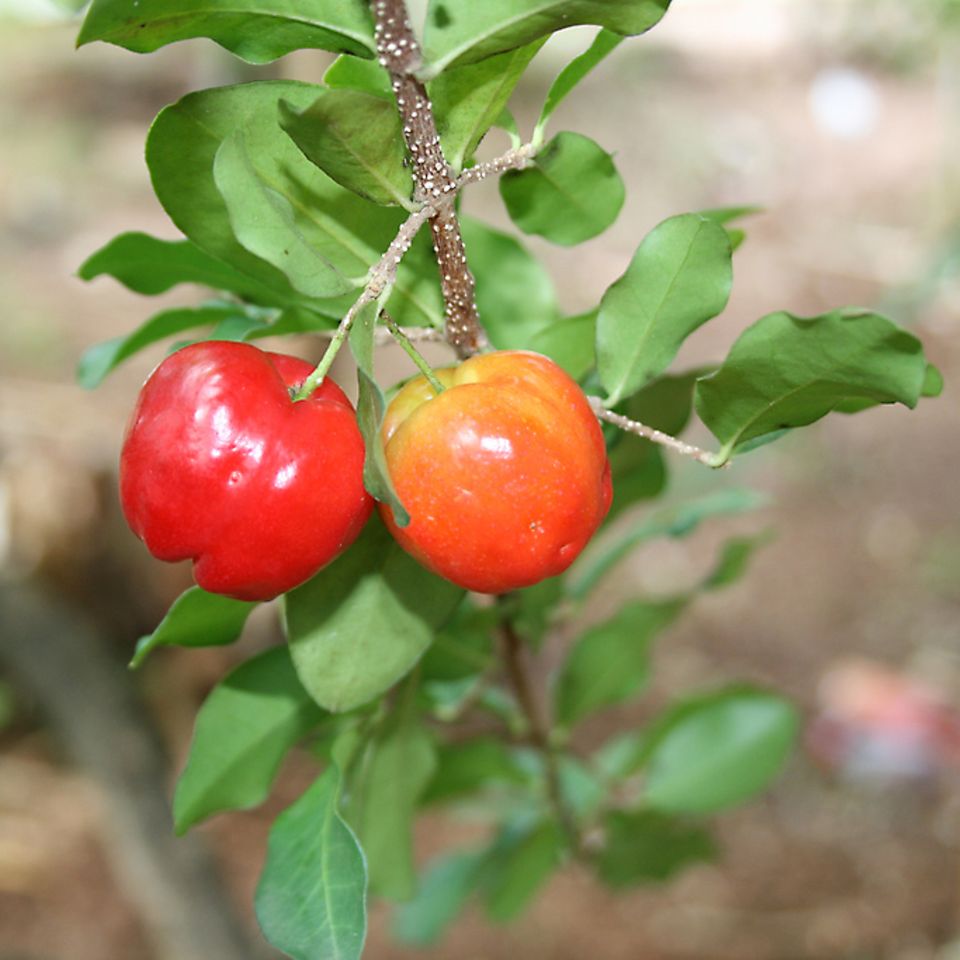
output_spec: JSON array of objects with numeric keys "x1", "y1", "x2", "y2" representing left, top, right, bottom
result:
[
  {"x1": 499, "y1": 611, "x2": 580, "y2": 849},
  {"x1": 373, "y1": 325, "x2": 445, "y2": 345},
  {"x1": 381, "y1": 311, "x2": 447, "y2": 393},
  {"x1": 372, "y1": 0, "x2": 487, "y2": 357},
  {"x1": 588, "y1": 395, "x2": 724, "y2": 467},
  {"x1": 457, "y1": 144, "x2": 536, "y2": 187}
]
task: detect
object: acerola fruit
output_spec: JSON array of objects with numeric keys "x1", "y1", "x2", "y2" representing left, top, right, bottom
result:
[
  {"x1": 380, "y1": 350, "x2": 612, "y2": 593},
  {"x1": 120, "y1": 341, "x2": 372, "y2": 601}
]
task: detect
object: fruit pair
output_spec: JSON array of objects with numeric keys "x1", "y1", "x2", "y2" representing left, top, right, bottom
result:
[{"x1": 120, "y1": 342, "x2": 612, "y2": 600}]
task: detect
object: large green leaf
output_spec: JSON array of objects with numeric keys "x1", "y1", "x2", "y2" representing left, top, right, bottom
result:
[
  {"x1": 280, "y1": 90, "x2": 413, "y2": 208},
  {"x1": 146, "y1": 82, "x2": 403, "y2": 303},
  {"x1": 284, "y1": 517, "x2": 463, "y2": 712},
  {"x1": 324, "y1": 55, "x2": 393, "y2": 99},
  {"x1": 173, "y1": 647, "x2": 324, "y2": 834},
  {"x1": 596, "y1": 810, "x2": 714, "y2": 888},
  {"x1": 642, "y1": 687, "x2": 799, "y2": 813},
  {"x1": 535, "y1": 29, "x2": 623, "y2": 140},
  {"x1": 553, "y1": 599, "x2": 686, "y2": 728},
  {"x1": 461, "y1": 217, "x2": 559, "y2": 349},
  {"x1": 129, "y1": 586, "x2": 257, "y2": 669},
  {"x1": 255, "y1": 767, "x2": 367, "y2": 960},
  {"x1": 393, "y1": 850, "x2": 486, "y2": 946},
  {"x1": 77, "y1": 231, "x2": 291, "y2": 303},
  {"x1": 528, "y1": 310, "x2": 597, "y2": 381},
  {"x1": 77, "y1": 0, "x2": 375, "y2": 64},
  {"x1": 422, "y1": 0, "x2": 671, "y2": 73},
  {"x1": 596, "y1": 214, "x2": 733, "y2": 405},
  {"x1": 430, "y1": 41, "x2": 544, "y2": 173},
  {"x1": 500, "y1": 132, "x2": 625, "y2": 246},
  {"x1": 695, "y1": 309, "x2": 933, "y2": 464},
  {"x1": 347, "y1": 698, "x2": 437, "y2": 900}
]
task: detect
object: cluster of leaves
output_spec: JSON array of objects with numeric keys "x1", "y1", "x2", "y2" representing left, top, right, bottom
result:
[{"x1": 75, "y1": 1, "x2": 940, "y2": 957}]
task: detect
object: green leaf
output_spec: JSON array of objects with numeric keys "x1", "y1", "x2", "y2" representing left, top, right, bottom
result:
[
  {"x1": 130, "y1": 586, "x2": 257, "y2": 669},
  {"x1": 78, "y1": 303, "x2": 248, "y2": 389},
  {"x1": 697, "y1": 204, "x2": 761, "y2": 250},
  {"x1": 528, "y1": 310, "x2": 597, "y2": 381},
  {"x1": 284, "y1": 517, "x2": 463, "y2": 713},
  {"x1": 535, "y1": 29, "x2": 623, "y2": 139},
  {"x1": 422, "y1": 0, "x2": 671, "y2": 73},
  {"x1": 606, "y1": 370, "x2": 707, "y2": 519},
  {"x1": 461, "y1": 217, "x2": 559, "y2": 349},
  {"x1": 596, "y1": 810, "x2": 714, "y2": 888},
  {"x1": 695, "y1": 309, "x2": 934, "y2": 464},
  {"x1": 701, "y1": 533, "x2": 772, "y2": 591},
  {"x1": 172, "y1": 647, "x2": 324, "y2": 834},
  {"x1": 479, "y1": 818, "x2": 564, "y2": 922},
  {"x1": 642, "y1": 687, "x2": 799, "y2": 814},
  {"x1": 348, "y1": 696, "x2": 436, "y2": 899},
  {"x1": 214, "y1": 129, "x2": 354, "y2": 299},
  {"x1": 280, "y1": 90, "x2": 413, "y2": 208},
  {"x1": 146, "y1": 82, "x2": 404, "y2": 304},
  {"x1": 554, "y1": 599, "x2": 685, "y2": 728},
  {"x1": 324, "y1": 54, "x2": 393, "y2": 99},
  {"x1": 568, "y1": 488, "x2": 765, "y2": 600},
  {"x1": 422, "y1": 738, "x2": 528, "y2": 805},
  {"x1": 500, "y1": 132, "x2": 625, "y2": 246},
  {"x1": 597, "y1": 213, "x2": 733, "y2": 405},
  {"x1": 77, "y1": 0, "x2": 376, "y2": 64},
  {"x1": 513, "y1": 577, "x2": 565, "y2": 649},
  {"x1": 430, "y1": 41, "x2": 544, "y2": 173},
  {"x1": 77, "y1": 231, "x2": 288, "y2": 302},
  {"x1": 255, "y1": 767, "x2": 367, "y2": 960},
  {"x1": 420, "y1": 601, "x2": 496, "y2": 682},
  {"x1": 393, "y1": 850, "x2": 486, "y2": 946},
  {"x1": 351, "y1": 301, "x2": 411, "y2": 524}
]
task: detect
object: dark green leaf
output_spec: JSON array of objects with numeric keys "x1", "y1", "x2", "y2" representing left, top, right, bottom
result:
[
  {"x1": 255, "y1": 767, "x2": 367, "y2": 960},
  {"x1": 422, "y1": 0, "x2": 671, "y2": 73},
  {"x1": 324, "y1": 54, "x2": 393, "y2": 99},
  {"x1": 422, "y1": 738, "x2": 528, "y2": 805},
  {"x1": 513, "y1": 577, "x2": 565, "y2": 649},
  {"x1": 430, "y1": 42, "x2": 544, "y2": 173},
  {"x1": 348, "y1": 695, "x2": 436, "y2": 899},
  {"x1": 393, "y1": 850, "x2": 486, "y2": 946},
  {"x1": 420, "y1": 601, "x2": 496, "y2": 682},
  {"x1": 461, "y1": 216, "x2": 559, "y2": 349},
  {"x1": 77, "y1": 231, "x2": 287, "y2": 302},
  {"x1": 130, "y1": 586, "x2": 257, "y2": 669},
  {"x1": 351, "y1": 301, "x2": 411, "y2": 524},
  {"x1": 568, "y1": 488, "x2": 765, "y2": 600},
  {"x1": 500, "y1": 132, "x2": 625, "y2": 246},
  {"x1": 173, "y1": 647, "x2": 324, "y2": 834},
  {"x1": 280, "y1": 90, "x2": 413, "y2": 207},
  {"x1": 596, "y1": 810, "x2": 714, "y2": 888},
  {"x1": 695, "y1": 309, "x2": 933, "y2": 464},
  {"x1": 284, "y1": 517, "x2": 463, "y2": 712},
  {"x1": 554, "y1": 599, "x2": 685, "y2": 728},
  {"x1": 643, "y1": 687, "x2": 799, "y2": 813},
  {"x1": 78, "y1": 0, "x2": 376, "y2": 64},
  {"x1": 597, "y1": 213, "x2": 733, "y2": 405},
  {"x1": 146, "y1": 82, "x2": 404, "y2": 304},
  {"x1": 535, "y1": 29, "x2": 623, "y2": 137},
  {"x1": 528, "y1": 310, "x2": 597, "y2": 381}
]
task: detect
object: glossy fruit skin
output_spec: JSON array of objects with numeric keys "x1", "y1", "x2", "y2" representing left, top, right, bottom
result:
[
  {"x1": 120, "y1": 341, "x2": 372, "y2": 601},
  {"x1": 380, "y1": 350, "x2": 612, "y2": 594}
]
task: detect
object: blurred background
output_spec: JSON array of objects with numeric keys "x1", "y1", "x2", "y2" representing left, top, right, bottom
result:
[{"x1": 1, "y1": 0, "x2": 959, "y2": 957}]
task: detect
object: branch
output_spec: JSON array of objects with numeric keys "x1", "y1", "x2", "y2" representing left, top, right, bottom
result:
[
  {"x1": 588, "y1": 396, "x2": 725, "y2": 467},
  {"x1": 372, "y1": 0, "x2": 487, "y2": 357}
]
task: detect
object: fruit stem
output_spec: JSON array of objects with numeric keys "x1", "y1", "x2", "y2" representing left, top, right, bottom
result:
[{"x1": 382, "y1": 311, "x2": 446, "y2": 394}]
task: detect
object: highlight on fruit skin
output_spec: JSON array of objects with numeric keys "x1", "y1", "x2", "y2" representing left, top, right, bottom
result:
[
  {"x1": 380, "y1": 350, "x2": 613, "y2": 594},
  {"x1": 119, "y1": 341, "x2": 372, "y2": 601}
]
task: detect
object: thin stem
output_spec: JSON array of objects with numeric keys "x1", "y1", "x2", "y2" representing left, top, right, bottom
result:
[
  {"x1": 371, "y1": 0, "x2": 487, "y2": 358},
  {"x1": 456, "y1": 144, "x2": 536, "y2": 188},
  {"x1": 588, "y1": 396, "x2": 726, "y2": 467},
  {"x1": 498, "y1": 607, "x2": 580, "y2": 849},
  {"x1": 382, "y1": 311, "x2": 446, "y2": 394}
]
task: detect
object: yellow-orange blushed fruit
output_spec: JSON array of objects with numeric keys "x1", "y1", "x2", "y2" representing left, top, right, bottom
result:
[{"x1": 380, "y1": 350, "x2": 612, "y2": 594}]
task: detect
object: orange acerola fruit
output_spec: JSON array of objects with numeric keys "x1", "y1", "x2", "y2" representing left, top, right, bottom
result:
[{"x1": 380, "y1": 350, "x2": 612, "y2": 594}]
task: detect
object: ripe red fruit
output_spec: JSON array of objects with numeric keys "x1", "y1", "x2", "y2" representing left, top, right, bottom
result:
[
  {"x1": 380, "y1": 350, "x2": 612, "y2": 594},
  {"x1": 120, "y1": 341, "x2": 372, "y2": 601}
]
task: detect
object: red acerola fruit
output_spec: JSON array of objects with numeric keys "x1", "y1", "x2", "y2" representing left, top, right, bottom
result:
[
  {"x1": 380, "y1": 350, "x2": 612, "y2": 594},
  {"x1": 120, "y1": 341, "x2": 372, "y2": 601}
]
